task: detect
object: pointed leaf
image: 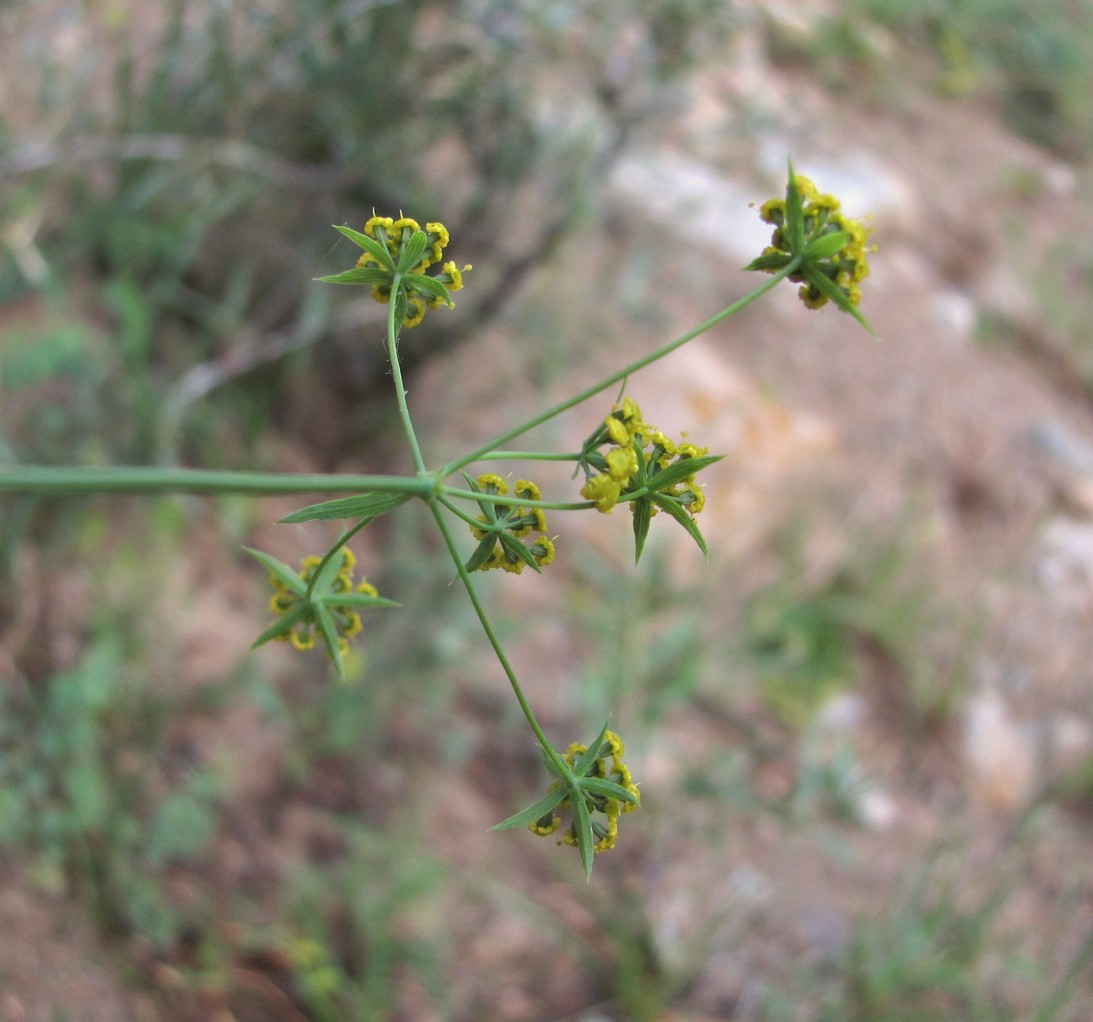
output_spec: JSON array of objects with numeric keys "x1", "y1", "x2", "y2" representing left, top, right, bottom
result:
[
  {"x1": 580, "y1": 777, "x2": 639, "y2": 807},
  {"x1": 743, "y1": 252, "x2": 794, "y2": 273},
  {"x1": 464, "y1": 535, "x2": 499, "y2": 573},
  {"x1": 572, "y1": 792, "x2": 595, "y2": 880},
  {"x1": 332, "y1": 225, "x2": 395, "y2": 270},
  {"x1": 403, "y1": 272, "x2": 452, "y2": 305},
  {"x1": 785, "y1": 160, "x2": 806, "y2": 253},
  {"x1": 803, "y1": 267, "x2": 876, "y2": 334},
  {"x1": 397, "y1": 229, "x2": 429, "y2": 272},
  {"x1": 315, "y1": 267, "x2": 393, "y2": 286},
  {"x1": 243, "y1": 547, "x2": 306, "y2": 596},
  {"x1": 317, "y1": 592, "x2": 399, "y2": 610},
  {"x1": 632, "y1": 496, "x2": 652, "y2": 565},
  {"x1": 251, "y1": 603, "x2": 310, "y2": 649},
  {"x1": 803, "y1": 230, "x2": 849, "y2": 261},
  {"x1": 489, "y1": 786, "x2": 569, "y2": 831},
  {"x1": 313, "y1": 603, "x2": 346, "y2": 679},
  {"x1": 573, "y1": 721, "x2": 612, "y2": 779},
  {"x1": 281, "y1": 491, "x2": 411, "y2": 524},
  {"x1": 497, "y1": 533, "x2": 542, "y2": 574},
  {"x1": 649, "y1": 453, "x2": 722, "y2": 491},
  {"x1": 651, "y1": 493, "x2": 709, "y2": 559}
]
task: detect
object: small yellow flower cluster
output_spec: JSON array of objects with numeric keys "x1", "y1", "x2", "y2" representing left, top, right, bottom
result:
[
  {"x1": 467, "y1": 474, "x2": 555, "y2": 574},
  {"x1": 530, "y1": 730, "x2": 640, "y2": 853},
  {"x1": 757, "y1": 176, "x2": 872, "y2": 310},
  {"x1": 356, "y1": 214, "x2": 470, "y2": 327},
  {"x1": 268, "y1": 547, "x2": 377, "y2": 655},
  {"x1": 580, "y1": 397, "x2": 707, "y2": 516}
]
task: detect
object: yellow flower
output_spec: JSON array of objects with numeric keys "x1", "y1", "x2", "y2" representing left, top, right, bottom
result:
[{"x1": 582, "y1": 473, "x2": 622, "y2": 513}]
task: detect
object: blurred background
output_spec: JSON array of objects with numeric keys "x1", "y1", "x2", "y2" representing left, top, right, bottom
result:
[{"x1": 2, "y1": 0, "x2": 1093, "y2": 1019}]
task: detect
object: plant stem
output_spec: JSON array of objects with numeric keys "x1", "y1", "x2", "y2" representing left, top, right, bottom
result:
[
  {"x1": 440, "y1": 263, "x2": 800, "y2": 478},
  {"x1": 428, "y1": 502, "x2": 570, "y2": 779},
  {"x1": 0, "y1": 466, "x2": 434, "y2": 497},
  {"x1": 441, "y1": 486, "x2": 593, "y2": 512},
  {"x1": 387, "y1": 272, "x2": 428, "y2": 475},
  {"x1": 470, "y1": 451, "x2": 583, "y2": 463}
]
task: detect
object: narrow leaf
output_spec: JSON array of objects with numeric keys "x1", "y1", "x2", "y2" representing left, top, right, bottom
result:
[
  {"x1": 786, "y1": 159, "x2": 806, "y2": 253},
  {"x1": 463, "y1": 535, "x2": 499, "y2": 573},
  {"x1": 573, "y1": 721, "x2": 612, "y2": 779},
  {"x1": 397, "y1": 229, "x2": 429, "y2": 272},
  {"x1": 651, "y1": 493, "x2": 709, "y2": 559},
  {"x1": 332, "y1": 225, "x2": 395, "y2": 270},
  {"x1": 648, "y1": 453, "x2": 722, "y2": 491},
  {"x1": 489, "y1": 786, "x2": 568, "y2": 831},
  {"x1": 804, "y1": 267, "x2": 876, "y2": 334},
  {"x1": 315, "y1": 267, "x2": 393, "y2": 286},
  {"x1": 243, "y1": 547, "x2": 306, "y2": 596},
  {"x1": 497, "y1": 533, "x2": 542, "y2": 574},
  {"x1": 581, "y1": 777, "x2": 639, "y2": 806},
  {"x1": 572, "y1": 793, "x2": 595, "y2": 880},
  {"x1": 317, "y1": 592, "x2": 400, "y2": 609},
  {"x1": 803, "y1": 230, "x2": 849, "y2": 261},
  {"x1": 632, "y1": 496, "x2": 652, "y2": 565},
  {"x1": 743, "y1": 252, "x2": 793, "y2": 273},
  {"x1": 251, "y1": 603, "x2": 310, "y2": 649},
  {"x1": 281, "y1": 491, "x2": 411, "y2": 524},
  {"x1": 403, "y1": 273, "x2": 451, "y2": 305},
  {"x1": 313, "y1": 603, "x2": 346, "y2": 679}
]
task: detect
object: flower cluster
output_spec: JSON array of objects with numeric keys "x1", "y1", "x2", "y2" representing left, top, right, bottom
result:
[
  {"x1": 249, "y1": 545, "x2": 396, "y2": 671},
  {"x1": 319, "y1": 214, "x2": 471, "y2": 328},
  {"x1": 529, "y1": 730, "x2": 640, "y2": 854},
  {"x1": 577, "y1": 397, "x2": 718, "y2": 562},
  {"x1": 267, "y1": 548, "x2": 375, "y2": 653},
  {"x1": 464, "y1": 474, "x2": 555, "y2": 574},
  {"x1": 747, "y1": 167, "x2": 873, "y2": 320}
]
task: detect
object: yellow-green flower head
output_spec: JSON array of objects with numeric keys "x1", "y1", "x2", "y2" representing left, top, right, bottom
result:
[
  {"x1": 324, "y1": 213, "x2": 470, "y2": 329},
  {"x1": 464, "y1": 474, "x2": 553, "y2": 574},
  {"x1": 529, "y1": 729, "x2": 640, "y2": 854},
  {"x1": 747, "y1": 165, "x2": 875, "y2": 329},
  {"x1": 265, "y1": 547, "x2": 381, "y2": 660}
]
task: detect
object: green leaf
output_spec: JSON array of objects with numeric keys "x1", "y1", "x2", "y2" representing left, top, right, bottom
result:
[
  {"x1": 803, "y1": 267, "x2": 876, "y2": 334},
  {"x1": 632, "y1": 495, "x2": 652, "y2": 565},
  {"x1": 251, "y1": 603, "x2": 310, "y2": 649},
  {"x1": 743, "y1": 252, "x2": 793, "y2": 273},
  {"x1": 572, "y1": 792, "x2": 595, "y2": 880},
  {"x1": 497, "y1": 533, "x2": 542, "y2": 574},
  {"x1": 489, "y1": 786, "x2": 568, "y2": 831},
  {"x1": 332, "y1": 225, "x2": 395, "y2": 270},
  {"x1": 580, "y1": 777, "x2": 639, "y2": 806},
  {"x1": 649, "y1": 453, "x2": 722, "y2": 491},
  {"x1": 317, "y1": 591, "x2": 399, "y2": 609},
  {"x1": 803, "y1": 230, "x2": 849, "y2": 261},
  {"x1": 573, "y1": 721, "x2": 611, "y2": 778},
  {"x1": 280, "y1": 491, "x2": 411, "y2": 524},
  {"x1": 397, "y1": 229, "x2": 429, "y2": 272},
  {"x1": 651, "y1": 492, "x2": 709, "y2": 559},
  {"x1": 785, "y1": 159, "x2": 806, "y2": 253},
  {"x1": 464, "y1": 535, "x2": 500, "y2": 574},
  {"x1": 402, "y1": 272, "x2": 452, "y2": 305},
  {"x1": 313, "y1": 603, "x2": 346, "y2": 679},
  {"x1": 314, "y1": 267, "x2": 393, "y2": 287},
  {"x1": 243, "y1": 547, "x2": 306, "y2": 595}
]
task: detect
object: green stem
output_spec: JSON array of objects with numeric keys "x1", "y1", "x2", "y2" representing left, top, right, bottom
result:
[
  {"x1": 440, "y1": 263, "x2": 800, "y2": 478},
  {"x1": 470, "y1": 451, "x2": 583, "y2": 463},
  {"x1": 388, "y1": 272, "x2": 428, "y2": 475},
  {"x1": 428, "y1": 502, "x2": 570, "y2": 779},
  {"x1": 441, "y1": 486, "x2": 593, "y2": 512},
  {"x1": 0, "y1": 466, "x2": 433, "y2": 497}
]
